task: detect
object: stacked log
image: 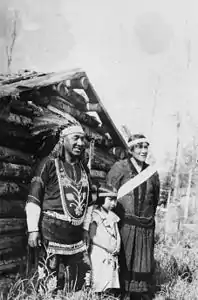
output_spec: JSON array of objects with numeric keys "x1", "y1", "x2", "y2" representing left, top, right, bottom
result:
[
  {"x1": 0, "y1": 70, "x2": 127, "y2": 275},
  {"x1": 0, "y1": 95, "x2": 36, "y2": 274}
]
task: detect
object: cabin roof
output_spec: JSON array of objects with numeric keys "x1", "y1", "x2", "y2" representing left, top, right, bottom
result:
[{"x1": 0, "y1": 68, "x2": 127, "y2": 149}]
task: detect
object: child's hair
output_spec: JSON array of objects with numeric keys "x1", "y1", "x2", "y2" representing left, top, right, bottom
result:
[
  {"x1": 95, "y1": 183, "x2": 117, "y2": 207},
  {"x1": 95, "y1": 195, "x2": 106, "y2": 207}
]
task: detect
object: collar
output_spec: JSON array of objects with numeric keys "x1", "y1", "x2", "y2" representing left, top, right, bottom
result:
[
  {"x1": 96, "y1": 208, "x2": 120, "y2": 226},
  {"x1": 130, "y1": 157, "x2": 143, "y2": 173}
]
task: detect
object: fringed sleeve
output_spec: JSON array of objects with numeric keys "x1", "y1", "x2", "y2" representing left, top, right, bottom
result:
[
  {"x1": 83, "y1": 205, "x2": 94, "y2": 231},
  {"x1": 25, "y1": 157, "x2": 51, "y2": 232},
  {"x1": 26, "y1": 157, "x2": 50, "y2": 207}
]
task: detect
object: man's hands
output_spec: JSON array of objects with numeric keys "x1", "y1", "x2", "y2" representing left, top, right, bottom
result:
[{"x1": 28, "y1": 231, "x2": 41, "y2": 248}]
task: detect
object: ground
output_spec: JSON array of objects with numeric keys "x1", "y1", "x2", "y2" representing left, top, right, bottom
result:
[{"x1": 1, "y1": 206, "x2": 198, "y2": 299}]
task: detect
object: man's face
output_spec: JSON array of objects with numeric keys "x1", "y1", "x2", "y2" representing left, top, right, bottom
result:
[
  {"x1": 63, "y1": 132, "x2": 86, "y2": 157},
  {"x1": 130, "y1": 142, "x2": 149, "y2": 162}
]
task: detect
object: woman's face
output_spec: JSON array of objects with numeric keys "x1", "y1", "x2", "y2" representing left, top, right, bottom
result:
[
  {"x1": 102, "y1": 196, "x2": 117, "y2": 211},
  {"x1": 131, "y1": 142, "x2": 149, "y2": 162}
]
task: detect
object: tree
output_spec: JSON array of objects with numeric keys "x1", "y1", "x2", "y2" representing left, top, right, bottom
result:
[
  {"x1": 150, "y1": 75, "x2": 160, "y2": 140},
  {"x1": 6, "y1": 10, "x2": 19, "y2": 73}
]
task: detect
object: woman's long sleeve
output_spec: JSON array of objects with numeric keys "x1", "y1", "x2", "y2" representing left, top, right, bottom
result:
[{"x1": 106, "y1": 161, "x2": 124, "y2": 191}]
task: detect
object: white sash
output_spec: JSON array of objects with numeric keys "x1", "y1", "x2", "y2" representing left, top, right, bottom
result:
[{"x1": 117, "y1": 163, "x2": 158, "y2": 199}]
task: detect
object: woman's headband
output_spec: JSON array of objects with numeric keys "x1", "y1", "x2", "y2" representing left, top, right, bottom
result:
[{"x1": 128, "y1": 138, "x2": 149, "y2": 148}]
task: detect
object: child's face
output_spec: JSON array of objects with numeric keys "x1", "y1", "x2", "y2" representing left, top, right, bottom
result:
[{"x1": 102, "y1": 196, "x2": 117, "y2": 211}]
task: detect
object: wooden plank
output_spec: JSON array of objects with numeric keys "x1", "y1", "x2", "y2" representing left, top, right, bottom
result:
[
  {"x1": 0, "y1": 120, "x2": 31, "y2": 139},
  {"x1": 0, "y1": 70, "x2": 44, "y2": 85},
  {"x1": 0, "y1": 146, "x2": 34, "y2": 165},
  {"x1": 54, "y1": 81, "x2": 72, "y2": 103},
  {"x1": 49, "y1": 95, "x2": 74, "y2": 108},
  {"x1": 90, "y1": 169, "x2": 107, "y2": 180},
  {"x1": 0, "y1": 123, "x2": 37, "y2": 154},
  {"x1": 0, "y1": 218, "x2": 26, "y2": 234},
  {"x1": 0, "y1": 235, "x2": 25, "y2": 250},
  {"x1": 49, "y1": 90, "x2": 87, "y2": 111},
  {"x1": 65, "y1": 76, "x2": 89, "y2": 90},
  {"x1": 86, "y1": 102, "x2": 102, "y2": 112},
  {"x1": 0, "y1": 138, "x2": 33, "y2": 153},
  {"x1": 10, "y1": 98, "x2": 44, "y2": 118},
  {"x1": 17, "y1": 69, "x2": 86, "y2": 89},
  {"x1": 0, "y1": 245, "x2": 26, "y2": 261},
  {"x1": 48, "y1": 99, "x2": 99, "y2": 128},
  {"x1": 0, "y1": 257, "x2": 26, "y2": 273},
  {"x1": 85, "y1": 83, "x2": 127, "y2": 149},
  {"x1": 0, "y1": 199, "x2": 25, "y2": 218},
  {"x1": 0, "y1": 162, "x2": 32, "y2": 181},
  {"x1": 0, "y1": 97, "x2": 32, "y2": 127},
  {"x1": 54, "y1": 83, "x2": 102, "y2": 112},
  {"x1": 0, "y1": 181, "x2": 28, "y2": 199},
  {"x1": 68, "y1": 90, "x2": 87, "y2": 111},
  {"x1": 0, "y1": 69, "x2": 86, "y2": 97},
  {"x1": 0, "y1": 112, "x2": 32, "y2": 127}
]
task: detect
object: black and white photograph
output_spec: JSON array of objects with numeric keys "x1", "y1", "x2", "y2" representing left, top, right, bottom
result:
[{"x1": 0, "y1": 1, "x2": 197, "y2": 299}]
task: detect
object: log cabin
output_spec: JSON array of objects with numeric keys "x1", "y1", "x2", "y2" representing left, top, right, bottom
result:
[{"x1": 0, "y1": 68, "x2": 128, "y2": 275}]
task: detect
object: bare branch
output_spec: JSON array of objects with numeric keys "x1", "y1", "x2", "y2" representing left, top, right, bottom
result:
[
  {"x1": 6, "y1": 10, "x2": 18, "y2": 73},
  {"x1": 185, "y1": 19, "x2": 192, "y2": 71},
  {"x1": 150, "y1": 75, "x2": 161, "y2": 138}
]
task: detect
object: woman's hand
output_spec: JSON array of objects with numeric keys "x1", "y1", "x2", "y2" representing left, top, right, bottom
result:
[
  {"x1": 112, "y1": 248, "x2": 119, "y2": 256},
  {"x1": 83, "y1": 229, "x2": 90, "y2": 248},
  {"x1": 28, "y1": 231, "x2": 42, "y2": 248}
]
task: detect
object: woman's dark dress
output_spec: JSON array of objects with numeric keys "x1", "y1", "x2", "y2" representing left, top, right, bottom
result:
[{"x1": 107, "y1": 158, "x2": 160, "y2": 294}]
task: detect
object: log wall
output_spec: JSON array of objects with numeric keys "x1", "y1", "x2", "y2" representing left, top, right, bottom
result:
[
  {"x1": 0, "y1": 95, "x2": 35, "y2": 274},
  {"x1": 0, "y1": 71, "x2": 127, "y2": 275}
]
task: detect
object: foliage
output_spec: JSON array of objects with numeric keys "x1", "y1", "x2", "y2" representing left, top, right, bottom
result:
[
  {"x1": 0, "y1": 273, "x2": 118, "y2": 300},
  {"x1": 154, "y1": 207, "x2": 198, "y2": 300}
]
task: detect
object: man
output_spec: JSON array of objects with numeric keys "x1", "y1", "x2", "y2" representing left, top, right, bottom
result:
[
  {"x1": 107, "y1": 134, "x2": 160, "y2": 300},
  {"x1": 25, "y1": 117, "x2": 93, "y2": 293}
]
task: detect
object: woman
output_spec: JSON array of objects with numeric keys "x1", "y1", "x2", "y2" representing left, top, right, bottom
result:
[
  {"x1": 107, "y1": 134, "x2": 160, "y2": 300},
  {"x1": 89, "y1": 184, "x2": 120, "y2": 295}
]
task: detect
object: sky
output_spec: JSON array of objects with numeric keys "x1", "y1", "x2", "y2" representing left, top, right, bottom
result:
[{"x1": 1, "y1": 0, "x2": 198, "y2": 164}]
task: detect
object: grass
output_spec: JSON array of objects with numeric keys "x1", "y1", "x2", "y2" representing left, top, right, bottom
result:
[
  {"x1": 1, "y1": 206, "x2": 198, "y2": 300},
  {"x1": 0, "y1": 274, "x2": 118, "y2": 300},
  {"x1": 154, "y1": 206, "x2": 198, "y2": 300}
]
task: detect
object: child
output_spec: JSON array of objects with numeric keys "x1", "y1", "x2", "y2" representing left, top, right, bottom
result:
[{"x1": 89, "y1": 184, "x2": 120, "y2": 293}]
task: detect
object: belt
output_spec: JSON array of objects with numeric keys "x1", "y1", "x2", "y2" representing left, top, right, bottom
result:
[
  {"x1": 43, "y1": 210, "x2": 72, "y2": 222},
  {"x1": 123, "y1": 215, "x2": 155, "y2": 229},
  {"x1": 43, "y1": 210, "x2": 84, "y2": 226}
]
